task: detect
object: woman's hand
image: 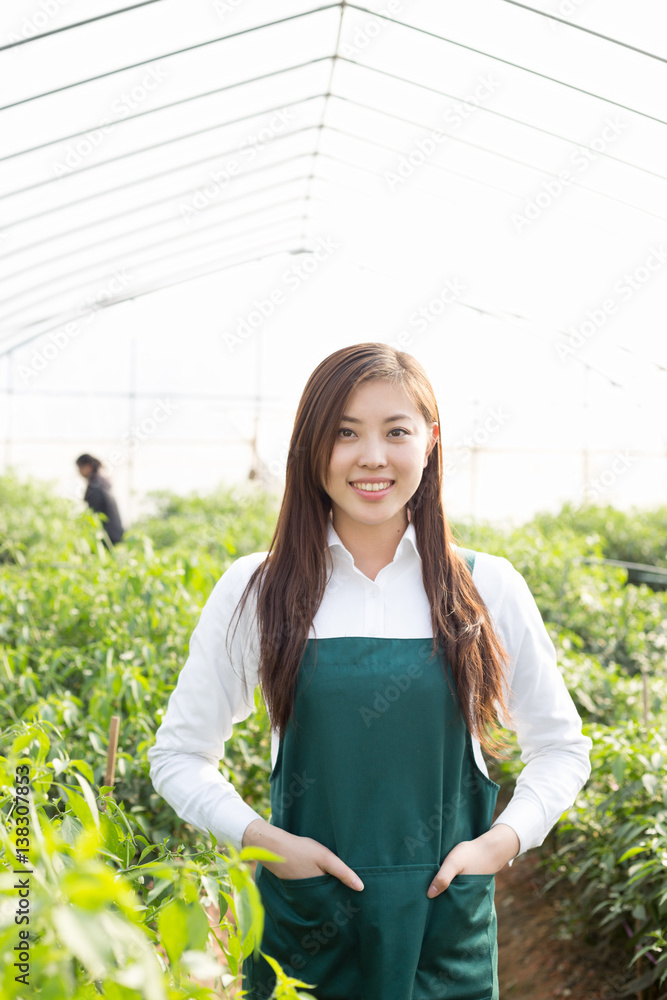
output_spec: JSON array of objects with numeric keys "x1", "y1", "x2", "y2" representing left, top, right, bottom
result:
[
  {"x1": 426, "y1": 822, "x2": 520, "y2": 897},
  {"x1": 242, "y1": 818, "x2": 365, "y2": 890}
]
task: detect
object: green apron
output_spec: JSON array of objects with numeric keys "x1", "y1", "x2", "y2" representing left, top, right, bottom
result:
[{"x1": 242, "y1": 548, "x2": 500, "y2": 1000}]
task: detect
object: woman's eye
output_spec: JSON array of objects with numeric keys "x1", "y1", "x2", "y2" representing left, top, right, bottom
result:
[{"x1": 337, "y1": 428, "x2": 408, "y2": 438}]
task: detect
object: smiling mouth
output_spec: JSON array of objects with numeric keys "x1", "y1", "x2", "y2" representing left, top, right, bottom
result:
[{"x1": 349, "y1": 480, "x2": 395, "y2": 492}]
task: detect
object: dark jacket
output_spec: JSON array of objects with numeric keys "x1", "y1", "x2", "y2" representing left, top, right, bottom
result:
[{"x1": 84, "y1": 473, "x2": 124, "y2": 544}]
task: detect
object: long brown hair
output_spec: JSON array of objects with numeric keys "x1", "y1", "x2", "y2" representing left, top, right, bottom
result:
[{"x1": 227, "y1": 343, "x2": 514, "y2": 758}]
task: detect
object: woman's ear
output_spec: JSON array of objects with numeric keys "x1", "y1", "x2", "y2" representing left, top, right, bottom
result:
[{"x1": 424, "y1": 422, "x2": 439, "y2": 466}]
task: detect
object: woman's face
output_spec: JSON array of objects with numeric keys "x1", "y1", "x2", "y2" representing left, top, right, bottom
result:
[{"x1": 323, "y1": 379, "x2": 438, "y2": 531}]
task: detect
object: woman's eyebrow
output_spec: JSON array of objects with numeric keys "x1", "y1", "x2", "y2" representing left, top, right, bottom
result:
[{"x1": 340, "y1": 413, "x2": 413, "y2": 423}]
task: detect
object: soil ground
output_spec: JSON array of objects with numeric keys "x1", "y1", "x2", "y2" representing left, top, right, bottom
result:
[{"x1": 494, "y1": 847, "x2": 638, "y2": 999}]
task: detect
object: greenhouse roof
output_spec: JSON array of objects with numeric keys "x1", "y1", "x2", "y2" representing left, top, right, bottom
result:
[{"x1": 1, "y1": 0, "x2": 666, "y2": 355}]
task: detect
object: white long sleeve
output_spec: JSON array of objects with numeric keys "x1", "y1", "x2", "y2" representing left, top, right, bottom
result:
[
  {"x1": 147, "y1": 554, "x2": 267, "y2": 852},
  {"x1": 484, "y1": 558, "x2": 593, "y2": 857}
]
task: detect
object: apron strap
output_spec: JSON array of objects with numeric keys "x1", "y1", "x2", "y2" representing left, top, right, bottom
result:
[{"x1": 457, "y1": 546, "x2": 476, "y2": 574}]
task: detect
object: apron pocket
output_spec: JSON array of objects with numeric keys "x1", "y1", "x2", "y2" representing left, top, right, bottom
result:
[
  {"x1": 415, "y1": 871, "x2": 497, "y2": 1000},
  {"x1": 243, "y1": 863, "x2": 497, "y2": 1000},
  {"x1": 243, "y1": 863, "x2": 361, "y2": 1000},
  {"x1": 344, "y1": 865, "x2": 496, "y2": 1000}
]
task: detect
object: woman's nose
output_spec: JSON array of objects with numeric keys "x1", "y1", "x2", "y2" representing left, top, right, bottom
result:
[{"x1": 356, "y1": 449, "x2": 387, "y2": 467}]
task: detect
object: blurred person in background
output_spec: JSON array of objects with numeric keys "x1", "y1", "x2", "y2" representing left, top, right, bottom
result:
[{"x1": 76, "y1": 453, "x2": 125, "y2": 547}]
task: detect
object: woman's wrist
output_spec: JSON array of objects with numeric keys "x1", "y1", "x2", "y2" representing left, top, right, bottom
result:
[
  {"x1": 478, "y1": 822, "x2": 521, "y2": 868},
  {"x1": 242, "y1": 816, "x2": 286, "y2": 851}
]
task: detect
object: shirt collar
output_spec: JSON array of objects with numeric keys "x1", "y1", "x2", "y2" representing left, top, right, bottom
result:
[{"x1": 326, "y1": 516, "x2": 421, "y2": 567}]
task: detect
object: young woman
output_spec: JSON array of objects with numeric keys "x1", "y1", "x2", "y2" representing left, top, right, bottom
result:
[
  {"x1": 76, "y1": 454, "x2": 124, "y2": 546},
  {"x1": 148, "y1": 343, "x2": 592, "y2": 1000}
]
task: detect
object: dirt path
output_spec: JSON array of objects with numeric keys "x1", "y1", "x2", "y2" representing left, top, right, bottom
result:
[{"x1": 495, "y1": 848, "x2": 635, "y2": 999}]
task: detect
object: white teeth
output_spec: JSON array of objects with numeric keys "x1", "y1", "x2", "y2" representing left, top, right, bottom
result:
[{"x1": 352, "y1": 482, "x2": 393, "y2": 492}]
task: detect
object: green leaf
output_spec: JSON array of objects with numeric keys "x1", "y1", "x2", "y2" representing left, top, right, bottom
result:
[
  {"x1": 89, "y1": 731, "x2": 104, "y2": 754},
  {"x1": 185, "y1": 900, "x2": 211, "y2": 951},
  {"x1": 611, "y1": 755, "x2": 626, "y2": 785},
  {"x1": 147, "y1": 876, "x2": 177, "y2": 904},
  {"x1": 238, "y1": 846, "x2": 286, "y2": 863},
  {"x1": 60, "y1": 812, "x2": 84, "y2": 845},
  {"x1": 225, "y1": 927, "x2": 241, "y2": 975},
  {"x1": 99, "y1": 810, "x2": 121, "y2": 855},
  {"x1": 618, "y1": 845, "x2": 649, "y2": 863},
  {"x1": 69, "y1": 758, "x2": 95, "y2": 783},
  {"x1": 200, "y1": 873, "x2": 220, "y2": 909},
  {"x1": 157, "y1": 898, "x2": 188, "y2": 965}
]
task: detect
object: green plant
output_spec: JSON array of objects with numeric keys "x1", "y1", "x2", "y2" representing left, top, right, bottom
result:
[
  {"x1": 2, "y1": 472, "x2": 667, "y2": 995},
  {"x1": 0, "y1": 721, "x2": 314, "y2": 999}
]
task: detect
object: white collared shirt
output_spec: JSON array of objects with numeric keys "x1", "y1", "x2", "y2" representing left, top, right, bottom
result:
[{"x1": 148, "y1": 519, "x2": 592, "y2": 867}]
